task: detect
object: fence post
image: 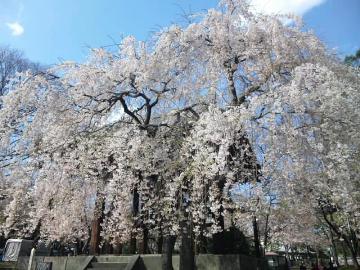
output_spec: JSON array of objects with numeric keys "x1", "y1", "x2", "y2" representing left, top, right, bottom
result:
[{"x1": 27, "y1": 248, "x2": 36, "y2": 270}]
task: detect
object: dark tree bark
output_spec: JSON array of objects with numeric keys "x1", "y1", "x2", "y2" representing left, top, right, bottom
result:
[
  {"x1": 253, "y1": 216, "x2": 261, "y2": 258},
  {"x1": 157, "y1": 235, "x2": 163, "y2": 254},
  {"x1": 226, "y1": 67, "x2": 238, "y2": 106},
  {"x1": 0, "y1": 233, "x2": 6, "y2": 249},
  {"x1": 113, "y1": 242, "x2": 123, "y2": 255},
  {"x1": 161, "y1": 235, "x2": 176, "y2": 270},
  {"x1": 139, "y1": 227, "x2": 149, "y2": 254},
  {"x1": 212, "y1": 177, "x2": 226, "y2": 254},
  {"x1": 329, "y1": 229, "x2": 339, "y2": 266},
  {"x1": 263, "y1": 212, "x2": 270, "y2": 255},
  {"x1": 30, "y1": 220, "x2": 42, "y2": 242},
  {"x1": 89, "y1": 194, "x2": 105, "y2": 255},
  {"x1": 178, "y1": 176, "x2": 195, "y2": 270},
  {"x1": 129, "y1": 184, "x2": 140, "y2": 254},
  {"x1": 212, "y1": 214, "x2": 225, "y2": 254},
  {"x1": 179, "y1": 221, "x2": 195, "y2": 270},
  {"x1": 347, "y1": 242, "x2": 360, "y2": 270},
  {"x1": 89, "y1": 156, "x2": 114, "y2": 255},
  {"x1": 320, "y1": 207, "x2": 360, "y2": 270},
  {"x1": 342, "y1": 242, "x2": 349, "y2": 267},
  {"x1": 129, "y1": 236, "x2": 137, "y2": 254},
  {"x1": 196, "y1": 231, "x2": 207, "y2": 254},
  {"x1": 102, "y1": 241, "x2": 113, "y2": 254}
]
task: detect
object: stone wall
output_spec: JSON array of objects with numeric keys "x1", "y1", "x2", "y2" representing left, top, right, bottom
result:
[
  {"x1": 17, "y1": 256, "x2": 92, "y2": 270},
  {"x1": 16, "y1": 254, "x2": 267, "y2": 270}
]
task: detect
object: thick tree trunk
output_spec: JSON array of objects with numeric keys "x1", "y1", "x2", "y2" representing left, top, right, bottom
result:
[
  {"x1": 263, "y1": 212, "x2": 270, "y2": 255},
  {"x1": 226, "y1": 67, "x2": 238, "y2": 106},
  {"x1": 139, "y1": 227, "x2": 149, "y2": 254},
  {"x1": 0, "y1": 233, "x2": 6, "y2": 248},
  {"x1": 129, "y1": 185, "x2": 140, "y2": 254},
  {"x1": 348, "y1": 242, "x2": 360, "y2": 270},
  {"x1": 89, "y1": 163, "x2": 114, "y2": 256},
  {"x1": 306, "y1": 246, "x2": 311, "y2": 263},
  {"x1": 350, "y1": 229, "x2": 360, "y2": 256},
  {"x1": 285, "y1": 245, "x2": 290, "y2": 265},
  {"x1": 113, "y1": 242, "x2": 122, "y2": 255},
  {"x1": 157, "y1": 235, "x2": 163, "y2": 254},
  {"x1": 75, "y1": 239, "x2": 82, "y2": 255},
  {"x1": 102, "y1": 241, "x2": 113, "y2": 254},
  {"x1": 212, "y1": 177, "x2": 226, "y2": 254},
  {"x1": 212, "y1": 214, "x2": 225, "y2": 254},
  {"x1": 316, "y1": 247, "x2": 320, "y2": 267},
  {"x1": 89, "y1": 215, "x2": 102, "y2": 254},
  {"x1": 253, "y1": 216, "x2": 261, "y2": 258},
  {"x1": 179, "y1": 221, "x2": 195, "y2": 270},
  {"x1": 329, "y1": 229, "x2": 339, "y2": 266},
  {"x1": 320, "y1": 207, "x2": 360, "y2": 269},
  {"x1": 89, "y1": 194, "x2": 105, "y2": 255},
  {"x1": 178, "y1": 174, "x2": 195, "y2": 270},
  {"x1": 337, "y1": 234, "x2": 359, "y2": 269},
  {"x1": 342, "y1": 242, "x2": 349, "y2": 267},
  {"x1": 348, "y1": 228, "x2": 360, "y2": 268},
  {"x1": 30, "y1": 221, "x2": 42, "y2": 242},
  {"x1": 196, "y1": 231, "x2": 207, "y2": 254},
  {"x1": 129, "y1": 236, "x2": 137, "y2": 254},
  {"x1": 161, "y1": 235, "x2": 176, "y2": 270},
  {"x1": 59, "y1": 244, "x2": 65, "y2": 256}
]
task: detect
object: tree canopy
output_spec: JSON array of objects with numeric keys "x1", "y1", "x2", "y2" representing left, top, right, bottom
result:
[{"x1": 0, "y1": 1, "x2": 359, "y2": 269}]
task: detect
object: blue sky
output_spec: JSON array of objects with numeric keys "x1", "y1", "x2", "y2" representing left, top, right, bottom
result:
[{"x1": 0, "y1": 0, "x2": 359, "y2": 65}]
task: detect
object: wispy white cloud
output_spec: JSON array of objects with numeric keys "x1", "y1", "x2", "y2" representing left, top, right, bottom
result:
[
  {"x1": 250, "y1": 0, "x2": 326, "y2": 15},
  {"x1": 6, "y1": 21, "x2": 24, "y2": 36}
]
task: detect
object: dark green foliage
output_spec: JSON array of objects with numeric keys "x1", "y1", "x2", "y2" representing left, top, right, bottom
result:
[{"x1": 344, "y1": 49, "x2": 360, "y2": 67}]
